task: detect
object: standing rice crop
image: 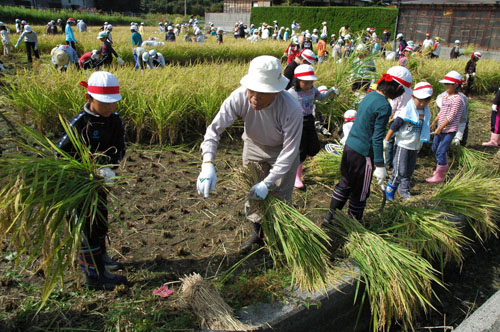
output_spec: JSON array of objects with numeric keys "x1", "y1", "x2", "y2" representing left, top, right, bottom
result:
[{"x1": 0, "y1": 115, "x2": 123, "y2": 307}]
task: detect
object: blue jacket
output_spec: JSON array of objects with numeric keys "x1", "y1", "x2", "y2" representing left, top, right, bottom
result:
[{"x1": 65, "y1": 24, "x2": 76, "y2": 43}]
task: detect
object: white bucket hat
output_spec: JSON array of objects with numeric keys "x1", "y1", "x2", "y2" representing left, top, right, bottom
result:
[
  {"x1": 439, "y1": 70, "x2": 463, "y2": 84},
  {"x1": 131, "y1": 25, "x2": 138, "y2": 31},
  {"x1": 142, "y1": 52, "x2": 150, "y2": 62},
  {"x1": 318, "y1": 85, "x2": 328, "y2": 93},
  {"x1": 240, "y1": 56, "x2": 288, "y2": 93},
  {"x1": 377, "y1": 66, "x2": 413, "y2": 94},
  {"x1": 79, "y1": 71, "x2": 121, "y2": 103},
  {"x1": 294, "y1": 64, "x2": 317, "y2": 81},
  {"x1": 412, "y1": 82, "x2": 433, "y2": 99},
  {"x1": 24, "y1": 25, "x2": 32, "y2": 32},
  {"x1": 300, "y1": 49, "x2": 316, "y2": 64},
  {"x1": 53, "y1": 50, "x2": 69, "y2": 66}
]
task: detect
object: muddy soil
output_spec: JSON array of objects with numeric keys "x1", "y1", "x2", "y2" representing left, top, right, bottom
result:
[{"x1": 1, "y1": 95, "x2": 499, "y2": 331}]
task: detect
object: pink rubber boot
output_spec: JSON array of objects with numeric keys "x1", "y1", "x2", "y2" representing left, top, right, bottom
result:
[
  {"x1": 482, "y1": 133, "x2": 500, "y2": 147},
  {"x1": 426, "y1": 164, "x2": 449, "y2": 183},
  {"x1": 294, "y1": 162, "x2": 304, "y2": 189}
]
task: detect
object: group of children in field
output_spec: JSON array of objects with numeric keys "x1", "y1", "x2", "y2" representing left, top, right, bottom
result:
[{"x1": 2, "y1": 15, "x2": 497, "y2": 291}]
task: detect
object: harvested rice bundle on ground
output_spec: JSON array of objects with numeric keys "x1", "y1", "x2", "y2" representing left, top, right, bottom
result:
[
  {"x1": 179, "y1": 273, "x2": 254, "y2": 331},
  {"x1": 303, "y1": 149, "x2": 342, "y2": 183},
  {"x1": 328, "y1": 211, "x2": 443, "y2": 331}
]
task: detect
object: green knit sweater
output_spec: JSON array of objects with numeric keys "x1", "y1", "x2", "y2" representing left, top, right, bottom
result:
[{"x1": 345, "y1": 91, "x2": 391, "y2": 166}]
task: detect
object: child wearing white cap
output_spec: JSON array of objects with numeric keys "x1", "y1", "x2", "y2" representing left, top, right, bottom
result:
[
  {"x1": 288, "y1": 64, "x2": 338, "y2": 189},
  {"x1": 0, "y1": 24, "x2": 10, "y2": 56},
  {"x1": 283, "y1": 49, "x2": 316, "y2": 90},
  {"x1": 57, "y1": 71, "x2": 127, "y2": 289},
  {"x1": 284, "y1": 37, "x2": 301, "y2": 64},
  {"x1": 384, "y1": 82, "x2": 433, "y2": 200},
  {"x1": 95, "y1": 31, "x2": 120, "y2": 68},
  {"x1": 197, "y1": 55, "x2": 303, "y2": 251},
  {"x1": 324, "y1": 66, "x2": 412, "y2": 222},
  {"x1": 450, "y1": 40, "x2": 461, "y2": 59},
  {"x1": 427, "y1": 71, "x2": 466, "y2": 183}
]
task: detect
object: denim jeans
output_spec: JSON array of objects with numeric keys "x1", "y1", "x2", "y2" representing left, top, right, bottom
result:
[{"x1": 432, "y1": 132, "x2": 456, "y2": 165}]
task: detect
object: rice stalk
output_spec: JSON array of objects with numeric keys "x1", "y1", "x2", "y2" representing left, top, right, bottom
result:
[
  {"x1": 303, "y1": 150, "x2": 342, "y2": 182},
  {"x1": 330, "y1": 211, "x2": 443, "y2": 331},
  {"x1": 379, "y1": 202, "x2": 468, "y2": 270},
  {"x1": 236, "y1": 163, "x2": 334, "y2": 292},
  {"x1": 429, "y1": 170, "x2": 500, "y2": 242},
  {"x1": 178, "y1": 273, "x2": 255, "y2": 331},
  {"x1": 0, "y1": 115, "x2": 123, "y2": 308},
  {"x1": 452, "y1": 145, "x2": 495, "y2": 176}
]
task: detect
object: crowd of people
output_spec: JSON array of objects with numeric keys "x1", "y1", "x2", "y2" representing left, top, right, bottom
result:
[{"x1": 0, "y1": 16, "x2": 497, "y2": 291}]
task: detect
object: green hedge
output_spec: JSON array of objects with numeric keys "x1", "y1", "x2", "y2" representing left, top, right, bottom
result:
[
  {"x1": 0, "y1": 5, "x2": 149, "y2": 26},
  {"x1": 251, "y1": 6, "x2": 398, "y2": 39}
]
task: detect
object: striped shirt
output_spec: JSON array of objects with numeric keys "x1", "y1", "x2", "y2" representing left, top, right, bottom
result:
[{"x1": 439, "y1": 93, "x2": 464, "y2": 133}]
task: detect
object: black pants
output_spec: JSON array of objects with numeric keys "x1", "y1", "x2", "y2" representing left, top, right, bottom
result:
[
  {"x1": 465, "y1": 76, "x2": 474, "y2": 95},
  {"x1": 25, "y1": 41, "x2": 39, "y2": 63},
  {"x1": 66, "y1": 40, "x2": 76, "y2": 50},
  {"x1": 81, "y1": 189, "x2": 109, "y2": 249},
  {"x1": 328, "y1": 145, "x2": 373, "y2": 220},
  {"x1": 299, "y1": 115, "x2": 320, "y2": 162}
]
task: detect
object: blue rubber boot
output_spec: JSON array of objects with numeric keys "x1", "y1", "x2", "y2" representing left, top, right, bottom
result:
[{"x1": 385, "y1": 183, "x2": 396, "y2": 201}]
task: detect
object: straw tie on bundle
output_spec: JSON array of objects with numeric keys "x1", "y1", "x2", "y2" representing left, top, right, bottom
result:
[{"x1": 178, "y1": 273, "x2": 254, "y2": 331}]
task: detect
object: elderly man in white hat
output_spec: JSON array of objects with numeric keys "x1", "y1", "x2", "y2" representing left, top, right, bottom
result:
[
  {"x1": 197, "y1": 55, "x2": 303, "y2": 251},
  {"x1": 57, "y1": 71, "x2": 127, "y2": 289}
]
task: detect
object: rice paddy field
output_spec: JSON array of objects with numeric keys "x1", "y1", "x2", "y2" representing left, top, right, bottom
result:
[{"x1": 1, "y1": 21, "x2": 500, "y2": 332}]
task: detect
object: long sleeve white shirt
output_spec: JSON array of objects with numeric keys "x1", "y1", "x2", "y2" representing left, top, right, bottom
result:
[{"x1": 201, "y1": 86, "x2": 303, "y2": 184}]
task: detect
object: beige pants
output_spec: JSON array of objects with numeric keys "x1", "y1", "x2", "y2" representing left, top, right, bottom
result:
[{"x1": 242, "y1": 138, "x2": 299, "y2": 224}]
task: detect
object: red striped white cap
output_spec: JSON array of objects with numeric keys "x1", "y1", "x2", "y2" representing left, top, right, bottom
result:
[
  {"x1": 300, "y1": 49, "x2": 316, "y2": 64},
  {"x1": 439, "y1": 70, "x2": 463, "y2": 85},
  {"x1": 294, "y1": 64, "x2": 317, "y2": 81},
  {"x1": 412, "y1": 82, "x2": 433, "y2": 99},
  {"x1": 403, "y1": 46, "x2": 413, "y2": 52},
  {"x1": 377, "y1": 66, "x2": 413, "y2": 94},
  {"x1": 473, "y1": 52, "x2": 481, "y2": 59},
  {"x1": 318, "y1": 85, "x2": 328, "y2": 93},
  {"x1": 79, "y1": 71, "x2": 121, "y2": 103}
]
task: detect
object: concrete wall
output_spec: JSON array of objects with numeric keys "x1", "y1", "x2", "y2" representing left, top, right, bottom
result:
[{"x1": 205, "y1": 12, "x2": 251, "y2": 33}]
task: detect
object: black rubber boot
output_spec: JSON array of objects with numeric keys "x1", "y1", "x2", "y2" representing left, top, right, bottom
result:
[
  {"x1": 99, "y1": 236, "x2": 124, "y2": 271},
  {"x1": 80, "y1": 250, "x2": 127, "y2": 290},
  {"x1": 239, "y1": 222, "x2": 264, "y2": 252}
]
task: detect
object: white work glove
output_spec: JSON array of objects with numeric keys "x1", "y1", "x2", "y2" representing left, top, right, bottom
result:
[
  {"x1": 453, "y1": 137, "x2": 461, "y2": 146},
  {"x1": 373, "y1": 166, "x2": 387, "y2": 186},
  {"x1": 196, "y1": 163, "x2": 216, "y2": 198},
  {"x1": 250, "y1": 181, "x2": 271, "y2": 200},
  {"x1": 465, "y1": 74, "x2": 470, "y2": 81},
  {"x1": 472, "y1": 72, "x2": 476, "y2": 77},
  {"x1": 116, "y1": 57, "x2": 124, "y2": 65},
  {"x1": 330, "y1": 87, "x2": 340, "y2": 96},
  {"x1": 99, "y1": 167, "x2": 115, "y2": 183},
  {"x1": 383, "y1": 139, "x2": 390, "y2": 152},
  {"x1": 492, "y1": 104, "x2": 497, "y2": 112}
]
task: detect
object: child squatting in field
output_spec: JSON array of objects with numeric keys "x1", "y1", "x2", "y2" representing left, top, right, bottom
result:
[
  {"x1": 57, "y1": 71, "x2": 127, "y2": 289},
  {"x1": 383, "y1": 82, "x2": 433, "y2": 200}
]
